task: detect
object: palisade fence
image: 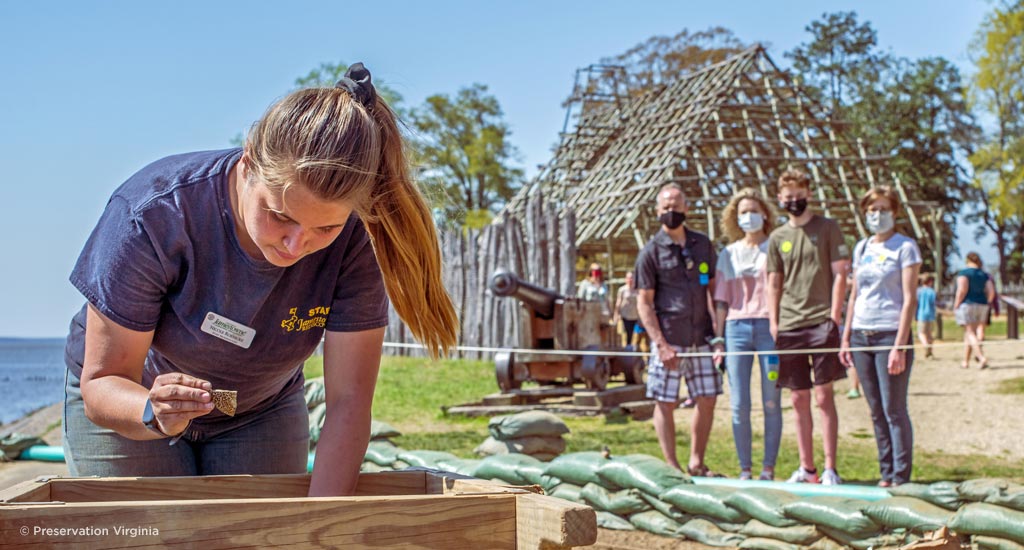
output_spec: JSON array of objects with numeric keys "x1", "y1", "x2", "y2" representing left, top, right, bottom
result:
[{"x1": 384, "y1": 192, "x2": 578, "y2": 358}]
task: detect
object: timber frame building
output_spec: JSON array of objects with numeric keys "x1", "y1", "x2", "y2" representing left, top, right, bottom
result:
[{"x1": 504, "y1": 45, "x2": 944, "y2": 276}]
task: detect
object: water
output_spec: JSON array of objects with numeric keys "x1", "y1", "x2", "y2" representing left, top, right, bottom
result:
[{"x1": 0, "y1": 337, "x2": 67, "y2": 425}]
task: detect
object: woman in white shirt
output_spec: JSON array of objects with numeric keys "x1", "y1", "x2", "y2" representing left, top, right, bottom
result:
[
  {"x1": 840, "y1": 187, "x2": 921, "y2": 487},
  {"x1": 711, "y1": 189, "x2": 782, "y2": 481}
]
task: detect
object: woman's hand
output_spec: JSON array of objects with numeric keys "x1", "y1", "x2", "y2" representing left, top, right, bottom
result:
[
  {"x1": 839, "y1": 339, "x2": 854, "y2": 369},
  {"x1": 148, "y1": 373, "x2": 214, "y2": 436},
  {"x1": 887, "y1": 349, "x2": 906, "y2": 376}
]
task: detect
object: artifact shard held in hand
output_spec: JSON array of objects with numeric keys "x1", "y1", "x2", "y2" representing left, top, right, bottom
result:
[{"x1": 211, "y1": 390, "x2": 237, "y2": 416}]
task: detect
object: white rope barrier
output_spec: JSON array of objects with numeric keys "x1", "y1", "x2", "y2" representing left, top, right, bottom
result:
[{"x1": 381, "y1": 338, "x2": 1022, "y2": 359}]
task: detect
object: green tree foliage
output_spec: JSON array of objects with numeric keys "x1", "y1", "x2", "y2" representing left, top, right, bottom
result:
[
  {"x1": 409, "y1": 83, "x2": 524, "y2": 229},
  {"x1": 787, "y1": 11, "x2": 880, "y2": 114},
  {"x1": 787, "y1": 12, "x2": 981, "y2": 276},
  {"x1": 968, "y1": 1, "x2": 1024, "y2": 283}
]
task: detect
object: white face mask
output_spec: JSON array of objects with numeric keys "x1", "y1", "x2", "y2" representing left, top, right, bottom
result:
[
  {"x1": 865, "y1": 211, "x2": 894, "y2": 234},
  {"x1": 737, "y1": 212, "x2": 764, "y2": 233}
]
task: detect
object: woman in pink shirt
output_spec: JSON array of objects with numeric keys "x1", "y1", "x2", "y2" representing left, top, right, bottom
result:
[{"x1": 712, "y1": 189, "x2": 782, "y2": 480}]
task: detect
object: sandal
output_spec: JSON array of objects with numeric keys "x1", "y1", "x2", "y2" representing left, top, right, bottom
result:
[
  {"x1": 960, "y1": 363, "x2": 970, "y2": 369},
  {"x1": 979, "y1": 358, "x2": 990, "y2": 370},
  {"x1": 688, "y1": 464, "x2": 726, "y2": 478}
]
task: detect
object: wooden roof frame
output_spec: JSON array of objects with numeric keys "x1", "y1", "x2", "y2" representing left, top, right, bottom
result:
[{"x1": 505, "y1": 45, "x2": 943, "y2": 271}]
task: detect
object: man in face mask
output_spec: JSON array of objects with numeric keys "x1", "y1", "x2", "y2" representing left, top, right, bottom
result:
[
  {"x1": 766, "y1": 168, "x2": 851, "y2": 486},
  {"x1": 635, "y1": 183, "x2": 723, "y2": 476}
]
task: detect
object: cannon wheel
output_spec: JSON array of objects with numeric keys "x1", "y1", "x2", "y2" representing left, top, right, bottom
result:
[
  {"x1": 581, "y1": 347, "x2": 610, "y2": 391},
  {"x1": 495, "y1": 352, "x2": 521, "y2": 392},
  {"x1": 621, "y1": 356, "x2": 645, "y2": 385}
]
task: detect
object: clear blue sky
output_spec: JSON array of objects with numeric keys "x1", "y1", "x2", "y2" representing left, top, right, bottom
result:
[{"x1": 0, "y1": 0, "x2": 993, "y2": 337}]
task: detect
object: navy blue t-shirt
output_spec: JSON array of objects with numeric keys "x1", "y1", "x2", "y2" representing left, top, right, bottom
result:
[{"x1": 66, "y1": 149, "x2": 389, "y2": 424}]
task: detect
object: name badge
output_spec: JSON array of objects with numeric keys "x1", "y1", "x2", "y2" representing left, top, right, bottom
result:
[{"x1": 201, "y1": 312, "x2": 256, "y2": 349}]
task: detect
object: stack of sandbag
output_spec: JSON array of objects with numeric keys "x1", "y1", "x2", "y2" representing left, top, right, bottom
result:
[
  {"x1": 474, "y1": 411, "x2": 569, "y2": 461},
  {"x1": 947, "y1": 479, "x2": 1024, "y2": 548}
]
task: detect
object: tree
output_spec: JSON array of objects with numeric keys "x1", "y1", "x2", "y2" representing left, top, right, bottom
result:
[
  {"x1": 409, "y1": 84, "x2": 524, "y2": 229},
  {"x1": 787, "y1": 12, "x2": 981, "y2": 276},
  {"x1": 968, "y1": 1, "x2": 1024, "y2": 283}
]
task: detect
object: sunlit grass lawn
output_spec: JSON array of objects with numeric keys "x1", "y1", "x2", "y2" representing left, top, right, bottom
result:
[{"x1": 304, "y1": 353, "x2": 1023, "y2": 483}]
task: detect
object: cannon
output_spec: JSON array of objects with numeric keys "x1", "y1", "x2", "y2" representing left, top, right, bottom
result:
[{"x1": 489, "y1": 269, "x2": 645, "y2": 392}]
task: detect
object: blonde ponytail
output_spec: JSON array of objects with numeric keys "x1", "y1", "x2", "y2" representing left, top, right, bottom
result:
[{"x1": 246, "y1": 79, "x2": 458, "y2": 358}]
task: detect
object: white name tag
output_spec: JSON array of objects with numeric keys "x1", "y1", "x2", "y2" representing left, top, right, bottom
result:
[{"x1": 200, "y1": 312, "x2": 256, "y2": 349}]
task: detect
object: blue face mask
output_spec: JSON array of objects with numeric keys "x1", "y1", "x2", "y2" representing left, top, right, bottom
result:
[
  {"x1": 738, "y1": 212, "x2": 764, "y2": 233},
  {"x1": 865, "y1": 211, "x2": 894, "y2": 234}
]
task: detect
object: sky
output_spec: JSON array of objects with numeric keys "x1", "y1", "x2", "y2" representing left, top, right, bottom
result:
[{"x1": 0, "y1": 0, "x2": 995, "y2": 337}]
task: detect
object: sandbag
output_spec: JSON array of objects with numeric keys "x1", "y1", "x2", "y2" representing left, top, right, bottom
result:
[
  {"x1": 543, "y1": 452, "x2": 611, "y2": 487},
  {"x1": 370, "y1": 419, "x2": 402, "y2": 440},
  {"x1": 862, "y1": 496, "x2": 954, "y2": 533},
  {"x1": 739, "y1": 537, "x2": 802, "y2": 550},
  {"x1": 434, "y1": 456, "x2": 472, "y2": 475},
  {"x1": 579, "y1": 483, "x2": 650, "y2": 516},
  {"x1": 474, "y1": 454, "x2": 544, "y2": 486},
  {"x1": 959, "y1": 480, "x2": 1024, "y2": 503},
  {"x1": 530, "y1": 452, "x2": 560, "y2": 462},
  {"x1": 452, "y1": 459, "x2": 482, "y2": 477},
  {"x1": 308, "y1": 402, "x2": 327, "y2": 446},
  {"x1": 947, "y1": 503, "x2": 1024, "y2": 544},
  {"x1": 660, "y1": 484, "x2": 749, "y2": 523},
  {"x1": 595, "y1": 510, "x2": 636, "y2": 531},
  {"x1": 740, "y1": 519, "x2": 821, "y2": 546},
  {"x1": 780, "y1": 496, "x2": 879, "y2": 539},
  {"x1": 548, "y1": 483, "x2": 585, "y2": 504},
  {"x1": 724, "y1": 488, "x2": 800, "y2": 528},
  {"x1": 639, "y1": 492, "x2": 690, "y2": 522},
  {"x1": 807, "y1": 536, "x2": 847, "y2": 550},
  {"x1": 629, "y1": 510, "x2": 684, "y2": 538},
  {"x1": 488, "y1": 411, "x2": 570, "y2": 440},
  {"x1": 975, "y1": 536, "x2": 1024, "y2": 550},
  {"x1": 676, "y1": 517, "x2": 748, "y2": 547},
  {"x1": 596, "y1": 454, "x2": 692, "y2": 496},
  {"x1": 474, "y1": 435, "x2": 566, "y2": 457},
  {"x1": 303, "y1": 376, "x2": 325, "y2": 410},
  {"x1": 395, "y1": 450, "x2": 459, "y2": 469},
  {"x1": 516, "y1": 460, "x2": 561, "y2": 490},
  {"x1": 818, "y1": 526, "x2": 910, "y2": 550},
  {"x1": 889, "y1": 482, "x2": 963, "y2": 511},
  {"x1": 363, "y1": 440, "x2": 402, "y2": 467},
  {"x1": 360, "y1": 461, "x2": 390, "y2": 473}
]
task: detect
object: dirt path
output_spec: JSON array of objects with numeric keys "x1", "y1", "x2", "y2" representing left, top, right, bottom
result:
[{"x1": 722, "y1": 336, "x2": 1024, "y2": 461}]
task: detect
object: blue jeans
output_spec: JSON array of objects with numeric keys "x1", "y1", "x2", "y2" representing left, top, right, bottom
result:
[
  {"x1": 63, "y1": 368, "x2": 309, "y2": 476},
  {"x1": 851, "y1": 330, "x2": 914, "y2": 484},
  {"x1": 724, "y1": 318, "x2": 782, "y2": 471}
]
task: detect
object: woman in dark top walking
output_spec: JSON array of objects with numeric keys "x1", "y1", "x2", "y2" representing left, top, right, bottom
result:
[{"x1": 953, "y1": 252, "x2": 996, "y2": 369}]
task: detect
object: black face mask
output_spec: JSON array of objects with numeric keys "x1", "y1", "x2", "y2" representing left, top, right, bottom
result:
[
  {"x1": 782, "y1": 198, "x2": 809, "y2": 217},
  {"x1": 659, "y1": 210, "x2": 686, "y2": 229}
]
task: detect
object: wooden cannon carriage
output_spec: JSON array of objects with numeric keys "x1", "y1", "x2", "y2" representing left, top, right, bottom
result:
[
  {"x1": 490, "y1": 270, "x2": 644, "y2": 392},
  {"x1": 0, "y1": 470, "x2": 597, "y2": 549}
]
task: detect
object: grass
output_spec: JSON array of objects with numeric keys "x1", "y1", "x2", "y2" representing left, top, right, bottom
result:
[
  {"x1": 303, "y1": 354, "x2": 1024, "y2": 483},
  {"x1": 994, "y1": 376, "x2": 1024, "y2": 395}
]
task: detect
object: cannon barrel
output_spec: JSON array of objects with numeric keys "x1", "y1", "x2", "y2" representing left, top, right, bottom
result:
[{"x1": 489, "y1": 269, "x2": 561, "y2": 320}]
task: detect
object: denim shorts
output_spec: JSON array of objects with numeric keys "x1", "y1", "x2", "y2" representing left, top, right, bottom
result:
[{"x1": 63, "y1": 368, "x2": 309, "y2": 477}]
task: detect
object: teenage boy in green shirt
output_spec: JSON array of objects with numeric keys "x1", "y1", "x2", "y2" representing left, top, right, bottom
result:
[{"x1": 766, "y1": 168, "x2": 851, "y2": 485}]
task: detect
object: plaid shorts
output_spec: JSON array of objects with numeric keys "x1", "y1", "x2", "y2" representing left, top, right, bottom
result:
[{"x1": 645, "y1": 344, "x2": 722, "y2": 403}]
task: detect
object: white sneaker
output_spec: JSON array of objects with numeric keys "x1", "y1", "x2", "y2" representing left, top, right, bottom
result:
[
  {"x1": 821, "y1": 468, "x2": 843, "y2": 485},
  {"x1": 787, "y1": 467, "x2": 819, "y2": 483}
]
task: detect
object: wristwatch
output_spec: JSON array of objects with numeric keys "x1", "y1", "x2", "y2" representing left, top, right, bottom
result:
[
  {"x1": 142, "y1": 398, "x2": 170, "y2": 437},
  {"x1": 142, "y1": 399, "x2": 189, "y2": 445}
]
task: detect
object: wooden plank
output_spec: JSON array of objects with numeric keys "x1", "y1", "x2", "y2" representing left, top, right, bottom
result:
[
  {"x1": 44, "y1": 472, "x2": 426, "y2": 503},
  {"x1": 444, "y1": 403, "x2": 607, "y2": 417},
  {"x1": 0, "y1": 477, "x2": 51, "y2": 503},
  {"x1": 516, "y1": 491, "x2": 597, "y2": 549},
  {"x1": 572, "y1": 384, "x2": 647, "y2": 408},
  {"x1": 0, "y1": 493, "x2": 517, "y2": 549}
]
